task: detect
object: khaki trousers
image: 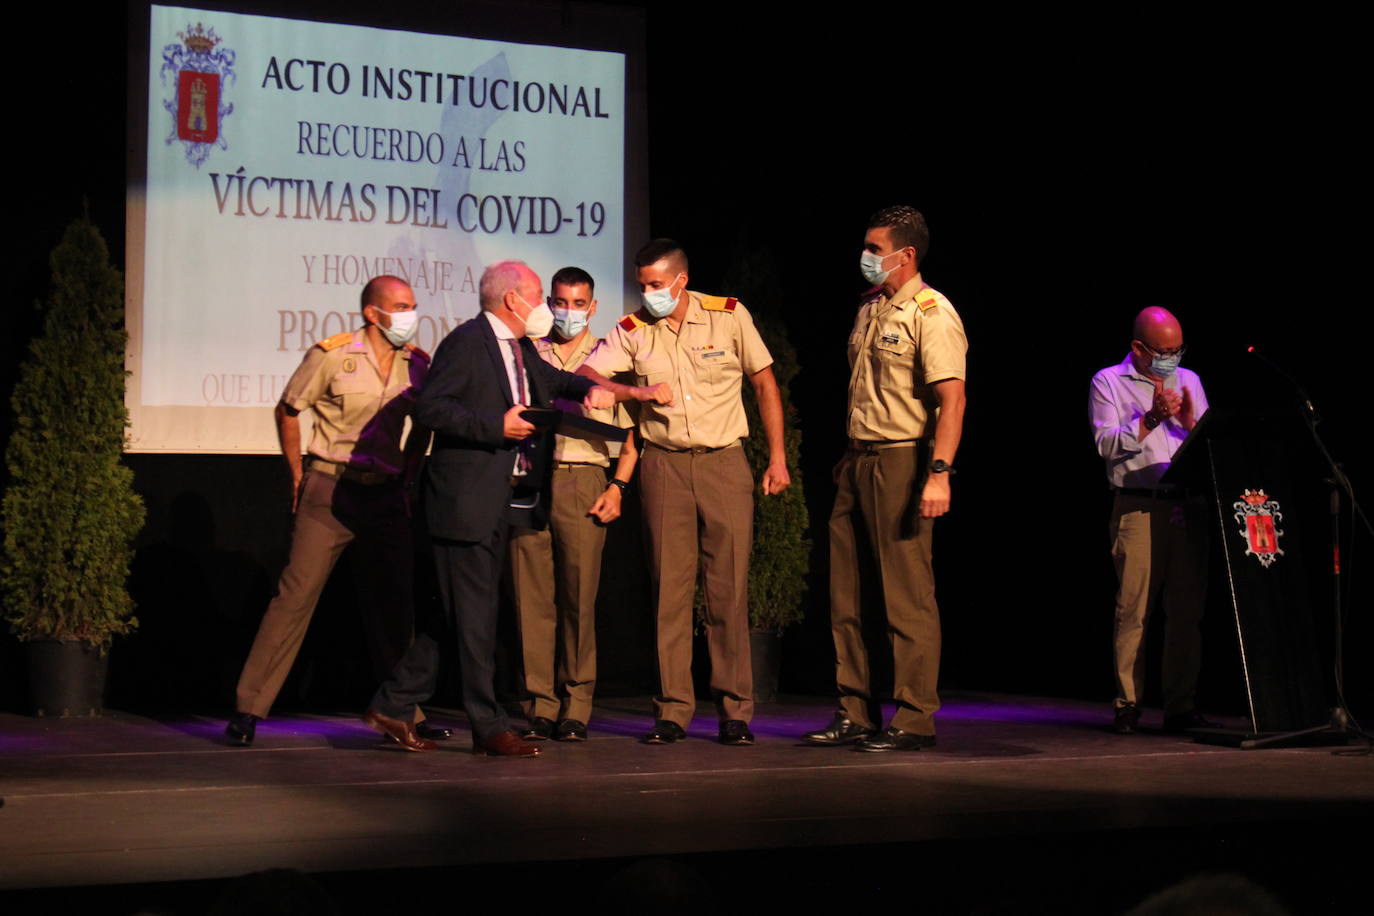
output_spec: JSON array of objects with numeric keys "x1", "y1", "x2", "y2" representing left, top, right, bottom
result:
[
  {"x1": 509, "y1": 464, "x2": 609, "y2": 724},
  {"x1": 1109, "y1": 492, "x2": 1207, "y2": 714},
  {"x1": 828, "y1": 443, "x2": 940, "y2": 736},
  {"x1": 235, "y1": 470, "x2": 414, "y2": 719},
  {"x1": 640, "y1": 444, "x2": 754, "y2": 726}
]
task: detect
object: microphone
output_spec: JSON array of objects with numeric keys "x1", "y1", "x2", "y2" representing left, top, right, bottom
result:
[{"x1": 1246, "y1": 346, "x2": 1316, "y2": 421}]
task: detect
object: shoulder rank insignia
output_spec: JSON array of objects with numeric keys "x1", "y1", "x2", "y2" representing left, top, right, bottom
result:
[
  {"x1": 316, "y1": 331, "x2": 354, "y2": 351},
  {"x1": 915, "y1": 289, "x2": 941, "y2": 313},
  {"x1": 618, "y1": 309, "x2": 650, "y2": 332},
  {"x1": 700, "y1": 296, "x2": 738, "y2": 312}
]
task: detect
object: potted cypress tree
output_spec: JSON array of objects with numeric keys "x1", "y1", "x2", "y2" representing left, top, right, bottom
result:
[
  {"x1": 721, "y1": 239, "x2": 811, "y2": 702},
  {"x1": 3, "y1": 214, "x2": 144, "y2": 716},
  {"x1": 687, "y1": 249, "x2": 811, "y2": 702},
  {"x1": 740, "y1": 312, "x2": 810, "y2": 701}
]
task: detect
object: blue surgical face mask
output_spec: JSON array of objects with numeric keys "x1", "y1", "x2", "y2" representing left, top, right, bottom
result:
[
  {"x1": 641, "y1": 274, "x2": 682, "y2": 318},
  {"x1": 859, "y1": 250, "x2": 897, "y2": 287},
  {"x1": 1151, "y1": 354, "x2": 1182, "y2": 377},
  {"x1": 1138, "y1": 342, "x2": 1186, "y2": 377},
  {"x1": 552, "y1": 306, "x2": 588, "y2": 339}
]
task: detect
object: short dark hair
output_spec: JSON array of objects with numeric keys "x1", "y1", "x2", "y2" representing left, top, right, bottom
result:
[
  {"x1": 868, "y1": 206, "x2": 930, "y2": 265},
  {"x1": 634, "y1": 238, "x2": 689, "y2": 274},
  {"x1": 551, "y1": 266, "x2": 595, "y2": 294}
]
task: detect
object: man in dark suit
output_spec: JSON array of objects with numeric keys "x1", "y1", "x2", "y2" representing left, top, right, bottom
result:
[{"x1": 364, "y1": 260, "x2": 615, "y2": 757}]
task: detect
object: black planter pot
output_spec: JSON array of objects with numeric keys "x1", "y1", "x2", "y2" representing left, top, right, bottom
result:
[
  {"x1": 25, "y1": 640, "x2": 109, "y2": 717},
  {"x1": 750, "y1": 629, "x2": 781, "y2": 703}
]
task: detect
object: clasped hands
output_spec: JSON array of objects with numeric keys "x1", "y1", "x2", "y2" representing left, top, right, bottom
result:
[{"x1": 1150, "y1": 382, "x2": 1196, "y2": 429}]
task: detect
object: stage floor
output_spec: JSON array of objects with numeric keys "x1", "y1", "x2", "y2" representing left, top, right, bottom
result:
[{"x1": 3, "y1": 692, "x2": 1372, "y2": 912}]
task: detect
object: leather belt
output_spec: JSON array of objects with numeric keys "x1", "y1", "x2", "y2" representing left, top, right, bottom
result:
[
  {"x1": 848, "y1": 439, "x2": 923, "y2": 455},
  {"x1": 645, "y1": 440, "x2": 740, "y2": 455},
  {"x1": 307, "y1": 457, "x2": 398, "y2": 486}
]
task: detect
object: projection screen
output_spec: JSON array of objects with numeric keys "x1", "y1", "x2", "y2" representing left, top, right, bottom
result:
[{"x1": 128, "y1": 4, "x2": 628, "y2": 453}]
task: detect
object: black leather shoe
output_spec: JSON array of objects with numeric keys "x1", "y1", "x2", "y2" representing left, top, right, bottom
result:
[
  {"x1": 225, "y1": 712, "x2": 259, "y2": 747},
  {"x1": 1113, "y1": 703, "x2": 1141, "y2": 735},
  {"x1": 1163, "y1": 710, "x2": 1217, "y2": 733},
  {"x1": 415, "y1": 722, "x2": 452, "y2": 741},
  {"x1": 554, "y1": 719, "x2": 588, "y2": 741},
  {"x1": 856, "y1": 726, "x2": 936, "y2": 752},
  {"x1": 521, "y1": 717, "x2": 555, "y2": 741},
  {"x1": 719, "y1": 720, "x2": 755, "y2": 746},
  {"x1": 802, "y1": 711, "x2": 875, "y2": 746},
  {"x1": 642, "y1": 720, "x2": 687, "y2": 744}
]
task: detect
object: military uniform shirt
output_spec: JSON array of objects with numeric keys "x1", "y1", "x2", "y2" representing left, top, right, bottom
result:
[
  {"x1": 846, "y1": 273, "x2": 967, "y2": 442},
  {"x1": 582, "y1": 292, "x2": 773, "y2": 450},
  {"x1": 281, "y1": 331, "x2": 427, "y2": 476}
]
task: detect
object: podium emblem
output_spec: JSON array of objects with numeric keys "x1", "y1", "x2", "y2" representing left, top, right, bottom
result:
[{"x1": 1233, "y1": 489, "x2": 1284, "y2": 568}]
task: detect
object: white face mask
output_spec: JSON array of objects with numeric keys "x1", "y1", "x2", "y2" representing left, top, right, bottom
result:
[
  {"x1": 516, "y1": 294, "x2": 554, "y2": 339},
  {"x1": 377, "y1": 309, "x2": 419, "y2": 347},
  {"x1": 640, "y1": 274, "x2": 682, "y2": 318}
]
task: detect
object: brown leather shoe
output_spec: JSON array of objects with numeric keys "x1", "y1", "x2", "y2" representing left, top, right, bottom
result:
[
  {"x1": 474, "y1": 729, "x2": 541, "y2": 757},
  {"x1": 362, "y1": 709, "x2": 438, "y2": 752}
]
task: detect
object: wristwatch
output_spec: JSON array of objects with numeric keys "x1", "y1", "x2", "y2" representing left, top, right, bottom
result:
[
  {"x1": 608, "y1": 478, "x2": 629, "y2": 492},
  {"x1": 929, "y1": 459, "x2": 955, "y2": 475}
]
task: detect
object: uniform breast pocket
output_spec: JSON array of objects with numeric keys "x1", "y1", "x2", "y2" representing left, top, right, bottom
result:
[
  {"x1": 329, "y1": 375, "x2": 374, "y2": 411},
  {"x1": 634, "y1": 356, "x2": 673, "y2": 387},
  {"x1": 692, "y1": 347, "x2": 740, "y2": 394},
  {"x1": 873, "y1": 335, "x2": 915, "y2": 391}
]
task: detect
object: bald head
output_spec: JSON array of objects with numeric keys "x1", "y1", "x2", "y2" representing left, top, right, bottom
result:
[
  {"x1": 1133, "y1": 307, "x2": 1183, "y2": 348},
  {"x1": 360, "y1": 275, "x2": 413, "y2": 314},
  {"x1": 479, "y1": 260, "x2": 540, "y2": 312},
  {"x1": 1130, "y1": 307, "x2": 1185, "y2": 377}
]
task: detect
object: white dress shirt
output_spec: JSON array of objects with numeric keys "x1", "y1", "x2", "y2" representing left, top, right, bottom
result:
[{"x1": 1089, "y1": 354, "x2": 1208, "y2": 489}]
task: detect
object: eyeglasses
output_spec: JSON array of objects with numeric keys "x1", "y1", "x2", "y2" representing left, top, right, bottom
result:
[{"x1": 1136, "y1": 341, "x2": 1187, "y2": 360}]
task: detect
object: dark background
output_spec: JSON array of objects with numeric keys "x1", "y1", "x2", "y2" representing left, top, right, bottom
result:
[{"x1": 6, "y1": 1, "x2": 1368, "y2": 722}]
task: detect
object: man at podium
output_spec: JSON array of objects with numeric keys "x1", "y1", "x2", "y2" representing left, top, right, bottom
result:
[{"x1": 1089, "y1": 307, "x2": 1213, "y2": 735}]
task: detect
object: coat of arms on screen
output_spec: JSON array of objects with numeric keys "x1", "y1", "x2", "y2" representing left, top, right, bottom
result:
[
  {"x1": 1233, "y1": 489, "x2": 1284, "y2": 568},
  {"x1": 160, "y1": 23, "x2": 236, "y2": 168}
]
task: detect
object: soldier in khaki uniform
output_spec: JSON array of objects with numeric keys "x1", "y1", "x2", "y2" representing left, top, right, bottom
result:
[
  {"x1": 804, "y1": 206, "x2": 968, "y2": 752},
  {"x1": 226, "y1": 276, "x2": 435, "y2": 750},
  {"x1": 578, "y1": 239, "x2": 791, "y2": 746},
  {"x1": 509, "y1": 266, "x2": 638, "y2": 743}
]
